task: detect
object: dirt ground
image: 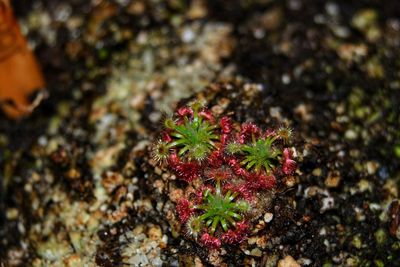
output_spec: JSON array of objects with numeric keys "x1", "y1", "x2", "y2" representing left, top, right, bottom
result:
[{"x1": 1, "y1": 0, "x2": 399, "y2": 266}]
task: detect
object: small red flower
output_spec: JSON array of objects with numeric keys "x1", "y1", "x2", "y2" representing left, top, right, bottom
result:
[
  {"x1": 282, "y1": 148, "x2": 296, "y2": 175},
  {"x1": 176, "y1": 199, "x2": 194, "y2": 223},
  {"x1": 200, "y1": 233, "x2": 221, "y2": 249}
]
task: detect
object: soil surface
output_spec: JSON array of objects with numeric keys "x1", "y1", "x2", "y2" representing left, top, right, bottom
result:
[{"x1": 1, "y1": 0, "x2": 400, "y2": 266}]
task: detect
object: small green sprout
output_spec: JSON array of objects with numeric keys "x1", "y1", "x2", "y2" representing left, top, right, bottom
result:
[
  {"x1": 193, "y1": 181, "x2": 249, "y2": 235},
  {"x1": 240, "y1": 136, "x2": 280, "y2": 173},
  {"x1": 226, "y1": 135, "x2": 280, "y2": 174},
  {"x1": 164, "y1": 103, "x2": 219, "y2": 161}
]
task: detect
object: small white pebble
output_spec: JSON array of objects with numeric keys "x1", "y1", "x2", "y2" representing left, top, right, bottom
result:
[
  {"x1": 182, "y1": 28, "x2": 195, "y2": 43},
  {"x1": 38, "y1": 136, "x2": 48, "y2": 146},
  {"x1": 282, "y1": 74, "x2": 291, "y2": 84},
  {"x1": 320, "y1": 197, "x2": 335, "y2": 213},
  {"x1": 264, "y1": 212, "x2": 274, "y2": 223},
  {"x1": 345, "y1": 129, "x2": 358, "y2": 140}
]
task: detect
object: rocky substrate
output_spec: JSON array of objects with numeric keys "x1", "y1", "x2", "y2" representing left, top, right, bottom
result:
[{"x1": 1, "y1": 0, "x2": 400, "y2": 266}]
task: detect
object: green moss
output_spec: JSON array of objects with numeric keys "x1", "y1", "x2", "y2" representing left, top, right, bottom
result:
[
  {"x1": 374, "y1": 228, "x2": 387, "y2": 246},
  {"x1": 374, "y1": 259, "x2": 385, "y2": 267},
  {"x1": 351, "y1": 234, "x2": 363, "y2": 249},
  {"x1": 394, "y1": 145, "x2": 400, "y2": 158}
]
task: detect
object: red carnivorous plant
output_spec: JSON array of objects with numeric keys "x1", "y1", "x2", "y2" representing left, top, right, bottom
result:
[{"x1": 153, "y1": 102, "x2": 296, "y2": 249}]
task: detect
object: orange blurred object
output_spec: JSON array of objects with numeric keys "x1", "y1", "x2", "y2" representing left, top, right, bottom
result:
[{"x1": 0, "y1": 0, "x2": 45, "y2": 119}]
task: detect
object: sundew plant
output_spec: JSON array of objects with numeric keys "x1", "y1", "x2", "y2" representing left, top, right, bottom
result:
[{"x1": 153, "y1": 102, "x2": 297, "y2": 249}]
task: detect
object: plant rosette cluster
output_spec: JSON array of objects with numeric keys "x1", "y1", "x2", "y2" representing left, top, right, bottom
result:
[{"x1": 153, "y1": 102, "x2": 297, "y2": 249}]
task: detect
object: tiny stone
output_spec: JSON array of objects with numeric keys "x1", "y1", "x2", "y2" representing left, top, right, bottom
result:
[
  {"x1": 66, "y1": 168, "x2": 81, "y2": 180},
  {"x1": 325, "y1": 171, "x2": 341, "y2": 188},
  {"x1": 148, "y1": 225, "x2": 162, "y2": 241},
  {"x1": 374, "y1": 228, "x2": 387, "y2": 245},
  {"x1": 250, "y1": 248, "x2": 262, "y2": 257},
  {"x1": 278, "y1": 255, "x2": 300, "y2": 267},
  {"x1": 351, "y1": 235, "x2": 362, "y2": 249},
  {"x1": 282, "y1": 74, "x2": 291, "y2": 84},
  {"x1": 110, "y1": 228, "x2": 118, "y2": 235},
  {"x1": 269, "y1": 107, "x2": 282, "y2": 119},
  {"x1": 149, "y1": 112, "x2": 162, "y2": 123},
  {"x1": 294, "y1": 104, "x2": 312, "y2": 121},
  {"x1": 325, "y1": 2, "x2": 339, "y2": 16},
  {"x1": 181, "y1": 28, "x2": 195, "y2": 43},
  {"x1": 256, "y1": 235, "x2": 267, "y2": 248},
  {"x1": 247, "y1": 236, "x2": 258, "y2": 245},
  {"x1": 153, "y1": 180, "x2": 164, "y2": 193},
  {"x1": 63, "y1": 254, "x2": 82, "y2": 266},
  {"x1": 285, "y1": 176, "x2": 296, "y2": 187},
  {"x1": 319, "y1": 227, "x2": 327, "y2": 236},
  {"x1": 194, "y1": 256, "x2": 204, "y2": 267},
  {"x1": 357, "y1": 179, "x2": 373, "y2": 193},
  {"x1": 345, "y1": 129, "x2": 358, "y2": 140},
  {"x1": 264, "y1": 212, "x2": 274, "y2": 223},
  {"x1": 320, "y1": 197, "x2": 335, "y2": 213},
  {"x1": 298, "y1": 258, "x2": 312, "y2": 265},
  {"x1": 38, "y1": 136, "x2": 48, "y2": 146},
  {"x1": 254, "y1": 220, "x2": 266, "y2": 232},
  {"x1": 154, "y1": 167, "x2": 162, "y2": 175},
  {"x1": 312, "y1": 168, "x2": 322, "y2": 177},
  {"x1": 305, "y1": 186, "x2": 322, "y2": 197},
  {"x1": 336, "y1": 103, "x2": 345, "y2": 114},
  {"x1": 366, "y1": 161, "x2": 379, "y2": 175},
  {"x1": 6, "y1": 208, "x2": 19, "y2": 220},
  {"x1": 133, "y1": 225, "x2": 145, "y2": 235},
  {"x1": 354, "y1": 207, "x2": 365, "y2": 222},
  {"x1": 168, "y1": 189, "x2": 184, "y2": 203}
]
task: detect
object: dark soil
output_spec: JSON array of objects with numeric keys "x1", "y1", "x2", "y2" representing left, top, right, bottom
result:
[{"x1": 1, "y1": 0, "x2": 400, "y2": 266}]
